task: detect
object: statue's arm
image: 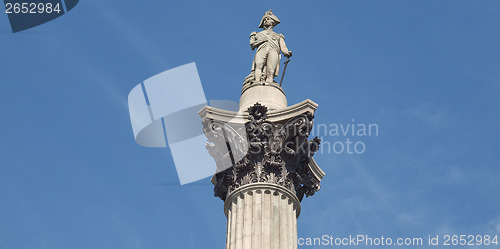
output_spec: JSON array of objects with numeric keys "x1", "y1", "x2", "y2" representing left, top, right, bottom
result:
[
  {"x1": 279, "y1": 34, "x2": 292, "y2": 57},
  {"x1": 250, "y1": 32, "x2": 265, "y2": 50}
]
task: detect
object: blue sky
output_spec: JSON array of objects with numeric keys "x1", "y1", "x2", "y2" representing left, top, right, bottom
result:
[{"x1": 1, "y1": 0, "x2": 499, "y2": 248}]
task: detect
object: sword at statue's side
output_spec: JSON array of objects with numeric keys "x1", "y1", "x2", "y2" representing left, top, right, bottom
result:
[{"x1": 279, "y1": 56, "x2": 291, "y2": 87}]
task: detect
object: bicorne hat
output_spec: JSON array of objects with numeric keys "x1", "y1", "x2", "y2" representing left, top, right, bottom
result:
[{"x1": 258, "y1": 9, "x2": 280, "y2": 28}]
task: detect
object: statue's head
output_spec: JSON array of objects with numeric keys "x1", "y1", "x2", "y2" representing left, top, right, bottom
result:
[{"x1": 259, "y1": 9, "x2": 280, "y2": 28}]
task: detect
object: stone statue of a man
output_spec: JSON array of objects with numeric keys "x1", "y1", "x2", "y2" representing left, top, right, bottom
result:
[{"x1": 249, "y1": 10, "x2": 292, "y2": 84}]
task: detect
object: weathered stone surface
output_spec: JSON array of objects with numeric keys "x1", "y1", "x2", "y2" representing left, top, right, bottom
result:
[
  {"x1": 224, "y1": 183, "x2": 299, "y2": 249},
  {"x1": 200, "y1": 101, "x2": 324, "y2": 203}
]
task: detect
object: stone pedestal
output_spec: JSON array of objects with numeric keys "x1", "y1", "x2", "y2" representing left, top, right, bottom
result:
[{"x1": 240, "y1": 83, "x2": 287, "y2": 111}]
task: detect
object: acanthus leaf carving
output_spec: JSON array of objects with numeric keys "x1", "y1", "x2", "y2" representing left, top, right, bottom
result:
[{"x1": 204, "y1": 103, "x2": 322, "y2": 202}]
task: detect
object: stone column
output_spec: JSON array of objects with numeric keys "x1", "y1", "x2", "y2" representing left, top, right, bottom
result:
[
  {"x1": 224, "y1": 183, "x2": 300, "y2": 249},
  {"x1": 200, "y1": 99, "x2": 324, "y2": 249}
]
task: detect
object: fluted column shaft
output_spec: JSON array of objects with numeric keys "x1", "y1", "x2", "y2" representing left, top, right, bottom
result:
[{"x1": 224, "y1": 183, "x2": 300, "y2": 249}]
